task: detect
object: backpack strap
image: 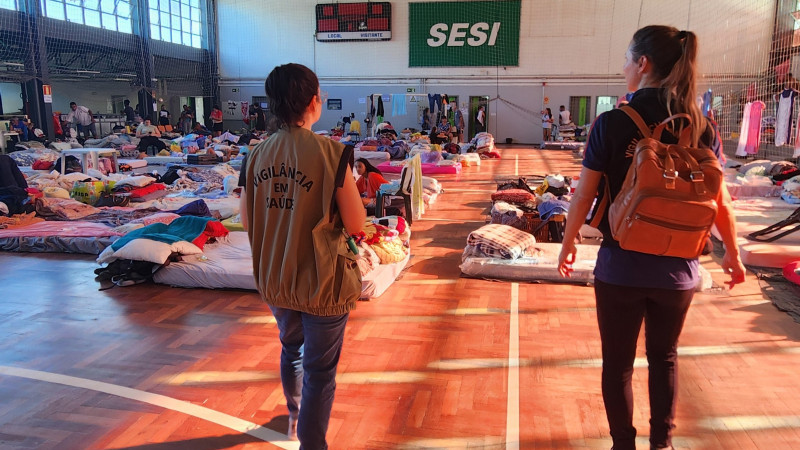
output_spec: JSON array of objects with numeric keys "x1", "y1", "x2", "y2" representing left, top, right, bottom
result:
[{"x1": 588, "y1": 106, "x2": 650, "y2": 228}]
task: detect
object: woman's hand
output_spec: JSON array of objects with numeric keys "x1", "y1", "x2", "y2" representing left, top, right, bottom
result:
[
  {"x1": 558, "y1": 242, "x2": 577, "y2": 278},
  {"x1": 721, "y1": 251, "x2": 746, "y2": 289}
]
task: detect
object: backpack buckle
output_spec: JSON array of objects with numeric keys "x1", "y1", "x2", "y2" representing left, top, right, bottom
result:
[
  {"x1": 663, "y1": 170, "x2": 677, "y2": 189},
  {"x1": 690, "y1": 171, "x2": 704, "y2": 182}
]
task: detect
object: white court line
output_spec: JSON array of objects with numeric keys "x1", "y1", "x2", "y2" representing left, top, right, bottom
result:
[
  {"x1": 507, "y1": 283, "x2": 520, "y2": 449},
  {"x1": 0, "y1": 365, "x2": 299, "y2": 449},
  {"x1": 514, "y1": 155, "x2": 519, "y2": 176}
]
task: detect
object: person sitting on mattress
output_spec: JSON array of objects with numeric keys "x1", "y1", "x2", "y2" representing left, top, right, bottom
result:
[
  {"x1": 355, "y1": 157, "x2": 388, "y2": 207},
  {"x1": 135, "y1": 119, "x2": 167, "y2": 158},
  {"x1": 238, "y1": 62, "x2": 365, "y2": 448}
]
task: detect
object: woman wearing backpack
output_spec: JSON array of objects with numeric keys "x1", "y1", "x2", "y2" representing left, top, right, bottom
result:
[{"x1": 557, "y1": 26, "x2": 746, "y2": 450}]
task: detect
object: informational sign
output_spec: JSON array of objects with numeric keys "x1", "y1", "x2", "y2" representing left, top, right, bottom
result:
[
  {"x1": 327, "y1": 99, "x2": 342, "y2": 110},
  {"x1": 407, "y1": 87, "x2": 415, "y2": 92},
  {"x1": 42, "y1": 84, "x2": 52, "y2": 103},
  {"x1": 410, "y1": 96, "x2": 419, "y2": 103},
  {"x1": 409, "y1": 0, "x2": 520, "y2": 67},
  {"x1": 316, "y1": 2, "x2": 392, "y2": 42}
]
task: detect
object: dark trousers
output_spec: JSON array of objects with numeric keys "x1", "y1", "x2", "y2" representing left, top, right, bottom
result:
[
  {"x1": 594, "y1": 279, "x2": 694, "y2": 450},
  {"x1": 137, "y1": 136, "x2": 167, "y2": 155},
  {"x1": 270, "y1": 306, "x2": 349, "y2": 450}
]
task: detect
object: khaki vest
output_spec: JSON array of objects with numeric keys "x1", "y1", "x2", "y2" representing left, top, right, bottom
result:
[{"x1": 244, "y1": 127, "x2": 361, "y2": 316}]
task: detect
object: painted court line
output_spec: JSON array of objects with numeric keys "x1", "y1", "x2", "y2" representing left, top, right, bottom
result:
[
  {"x1": 0, "y1": 365, "x2": 299, "y2": 449},
  {"x1": 507, "y1": 283, "x2": 520, "y2": 449}
]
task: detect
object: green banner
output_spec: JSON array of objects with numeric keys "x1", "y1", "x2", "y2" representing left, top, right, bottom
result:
[{"x1": 409, "y1": 1, "x2": 520, "y2": 67}]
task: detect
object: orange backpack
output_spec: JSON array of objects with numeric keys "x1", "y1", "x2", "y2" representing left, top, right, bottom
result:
[{"x1": 589, "y1": 106, "x2": 723, "y2": 259}]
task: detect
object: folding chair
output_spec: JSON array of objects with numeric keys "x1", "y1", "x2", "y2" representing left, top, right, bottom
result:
[{"x1": 375, "y1": 165, "x2": 413, "y2": 224}]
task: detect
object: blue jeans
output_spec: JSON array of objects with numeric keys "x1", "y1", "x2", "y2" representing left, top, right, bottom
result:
[
  {"x1": 269, "y1": 306, "x2": 349, "y2": 450},
  {"x1": 77, "y1": 122, "x2": 97, "y2": 139}
]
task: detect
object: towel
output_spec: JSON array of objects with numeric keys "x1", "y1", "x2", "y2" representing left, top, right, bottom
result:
[{"x1": 391, "y1": 94, "x2": 407, "y2": 116}]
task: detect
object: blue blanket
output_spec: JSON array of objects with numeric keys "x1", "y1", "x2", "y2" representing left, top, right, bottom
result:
[{"x1": 111, "y1": 215, "x2": 215, "y2": 251}]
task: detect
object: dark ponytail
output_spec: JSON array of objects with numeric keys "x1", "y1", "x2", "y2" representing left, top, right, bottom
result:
[
  {"x1": 264, "y1": 63, "x2": 319, "y2": 129},
  {"x1": 630, "y1": 25, "x2": 703, "y2": 145}
]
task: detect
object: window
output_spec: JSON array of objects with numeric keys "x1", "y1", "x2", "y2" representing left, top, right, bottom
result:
[
  {"x1": 39, "y1": 0, "x2": 132, "y2": 33},
  {"x1": 595, "y1": 96, "x2": 617, "y2": 118},
  {"x1": 149, "y1": 0, "x2": 203, "y2": 48},
  {"x1": 568, "y1": 96, "x2": 591, "y2": 127},
  {"x1": 0, "y1": 0, "x2": 18, "y2": 11}
]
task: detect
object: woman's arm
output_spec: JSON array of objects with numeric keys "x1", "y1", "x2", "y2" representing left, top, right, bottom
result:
[
  {"x1": 336, "y1": 173, "x2": 366, "y2": 235},
  {"x1": 239, "y1": 187, "x2": 248, "y2": 232},
  {"x1": 558, "y1": 167, "x2": 603, "y2": 277},
  {"x1": 713, "y1": 182, "x2": 746, "y2": 288}
]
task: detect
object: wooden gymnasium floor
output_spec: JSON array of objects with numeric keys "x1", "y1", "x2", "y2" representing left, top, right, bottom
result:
[{"x1": 1, "y1": 145, "x2": 800, "y2": 450}]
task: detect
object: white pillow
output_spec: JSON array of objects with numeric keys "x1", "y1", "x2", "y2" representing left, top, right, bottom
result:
[
  {"x1": 97, "y1": 239, "x2": 203, "y2": 265},
  {"x1": 115, "y1": 175, "x2": 155, "y2": 187}
]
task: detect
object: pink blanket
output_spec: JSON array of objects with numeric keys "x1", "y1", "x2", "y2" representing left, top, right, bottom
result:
[
  {"x1": 0, "y1": 221, "x2": 122, "y2": 238},
  {"x1": 377, "y1": 162, "x2": 462, "y2": 175}
]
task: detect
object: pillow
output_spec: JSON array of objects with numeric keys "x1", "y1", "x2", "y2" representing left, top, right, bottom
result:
[
  {"x1": 43, "y1": 186, "x2": 70, "y2": 199},
  {"x1": 491, "y1": 189, "x2": 535, "y2": 204},
  {"x1": 115, "y1": 175, "x2": 155, "y2": 187},
  {"x1": 97, "y1": 239, "x2": 202, "y2": 265},
  {"x1": 466, "y1": 224, "x2": 537, "y2": 260},
  {"x1": 132, "y1": 212, "x2": 181, "y2": 226}
]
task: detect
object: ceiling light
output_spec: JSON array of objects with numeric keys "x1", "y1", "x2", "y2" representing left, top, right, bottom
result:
[{"x1": 77, "y1": 70, "x2": 101, "y2": 74}]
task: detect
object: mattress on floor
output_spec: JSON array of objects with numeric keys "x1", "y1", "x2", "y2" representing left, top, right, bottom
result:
[
  {"x1": 0, "y1": 221, "x2": 122, "y2": 254},
  {"x1": 153, "y1": 231, "x2": 409, "y2": 298},
  {"x1": 460, "y1": 242, "x2": 598, "y2": 284},
  {"x1": 145, "y1": 156, "x2": 185, "y2": 165},
  {"x1": 354, "y1": 150, "x2": 390, "y2": 167},
  {"x1": 378, "y1": 161, "x2": 462, "y2": 175},
  {"x1": 711, "y1": 198, "x2": 800, "y2": 268},
  {"x1": 0, "y1": 236, "x2": 116, "y2": 254},
  {"x1": 460, "y1": 242, "x2": 713, "y2": 290},
  {"x1": 118, "y1": 158, "x2": 148, "y2": 169}
]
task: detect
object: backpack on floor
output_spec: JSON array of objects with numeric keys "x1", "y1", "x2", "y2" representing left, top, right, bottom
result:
[{"x1": 590, "y1": 106, "x2": 723, "y2": 259}]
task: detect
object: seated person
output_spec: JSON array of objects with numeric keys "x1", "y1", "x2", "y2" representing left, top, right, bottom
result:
[
  {"x1": 135, "y1": 119, "x2": 166, "y2": 158},
  {"x1": 192, "y1": 122, "x2": 213, "y2": 136},
  {"x1": 429, "y1": 126, "x2": 446, "y2": 145},
  {"x1": 355, "y1": 158, "x2": 389, "y2": 208},
  {"x1": 9, "y1": 118, "x2": 28, "y2": 142},
  {"x1": 436, "y1": 116, "x2": 454, "y2": 142}
]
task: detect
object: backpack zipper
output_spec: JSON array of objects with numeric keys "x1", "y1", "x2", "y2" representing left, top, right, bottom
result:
[{"x1": 626, "y1": 213, "x2": 709, "y2": 232}]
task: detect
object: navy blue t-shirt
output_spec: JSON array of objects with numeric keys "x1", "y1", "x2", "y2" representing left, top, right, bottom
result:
[{"x1": 582, "y1": 88, "x2": 721, "y2": 290}]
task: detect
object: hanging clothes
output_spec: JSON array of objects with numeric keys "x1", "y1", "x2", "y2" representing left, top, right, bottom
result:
[
  {"x1": 744, "y1": 100, "x2": 766, "y2": 155},
  {"x1": 775, "y1": 89, "x2": 796, "y2": 146},
  {"x1": 376, "y1": 96, "x2": 384, "y2": 124},
  {"x1": 735, "y1": 102, "x2": 752, "y2": 157},
  {"x1": 391, "y1": 94, "x2": 406, "y2": 116},
  {"x1": 702, "y1": 89, "x2": 713, "y2": 117},
  {"x1": 794, "y1": 111, "x2": 800, "y2": 158}
]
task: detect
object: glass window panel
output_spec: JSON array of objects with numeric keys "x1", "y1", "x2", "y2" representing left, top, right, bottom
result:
[
  {"x1": 159, "y1": 0, "x2": 168, "y2": 12},
  {"x1": 191, "y1": 34, "x2": 200, "y2": 48},
  {"x1": 161, "y1": 26, "x2": 170, "y2": 39},
  {"x1": 102, "y1": 13, "x2": 115, "y2": 30},
  {"x1": 190, "y1": 7, "x2": 199, "y2": 21},
  {"x1": 149, "y1": 8, "x2": 159, "y2": 24},
  {"x1": 100, "y1": 0, "x2": 114, "y2": 13},
  {"x1": 65, "y1": 0, "x2": 79, "y2": 5},
  {"x1": 170, "y1": 0, "x2": 179, "y2": 14},
  {"x1": 182, "y1": 18, "x2": 189, "y2": 31},
  {"x1": 150, "y1": 24, "x2": 160, "y2": 39},
  {"x1": 171, "y1": 14, "x2": 179, "y2": 29},
  {"x1": 83, "y1": 0, "x2": 98, "y2": 9},
  {"x1": 118, "y1": 16, "x2": 131, "y2": 33},
  {"x1": 190, "y1": 0, "x2": 198, "y2": 7},
  {"x1": 182, "y1": 32, "x2": 190, "y2": 45},
  {"x1": 191, "y1": 21, "x2": 199, "y2": 35},
  {"x1": 45, "y1": 0, "x2": 65, "y2": 20},
  {"x1": 84, "y1": 8, "x2": 101, "y2": 27},
  {"x1": 117, "y1": 2, "x2": 129, "y2": 17},
  {"x1": 0, "y1": 0, "x2": 17, "y2": 11},
  {"x1": 160, "y1": 11, "x2": 169, "y2": 26},
  {"x1": 65, "y1": 4, "x2": 82, "y2": 22},
  {"x1": 172, "y1": 29, "x2": 182, "y2": 44}
]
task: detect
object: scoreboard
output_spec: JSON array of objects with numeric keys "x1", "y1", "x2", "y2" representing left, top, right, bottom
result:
[{"x1": 316, "y1": 2, "x2": 392, "y2": 42}]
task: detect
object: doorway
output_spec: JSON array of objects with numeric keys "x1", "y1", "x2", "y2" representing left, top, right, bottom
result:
[{"x1": 469, "y1": 95, "x2": 489, "y2": 140}]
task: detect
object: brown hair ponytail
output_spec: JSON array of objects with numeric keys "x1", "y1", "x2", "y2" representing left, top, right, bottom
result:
[{"x1": 630, "y1": 26, "x2": 704, "y2": 145}]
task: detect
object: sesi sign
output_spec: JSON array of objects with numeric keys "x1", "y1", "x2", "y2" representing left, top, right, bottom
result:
[
  {"x1": 409, "y1": 1, "x2": 520, "y2": 67},
  {"x1": 426, "y1": 22, "x2": 501, "y2": 47}
]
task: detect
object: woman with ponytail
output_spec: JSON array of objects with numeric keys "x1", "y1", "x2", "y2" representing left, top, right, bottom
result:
[{"x1": 557, "y1": 26, "x2": 746, "y2": 450}]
